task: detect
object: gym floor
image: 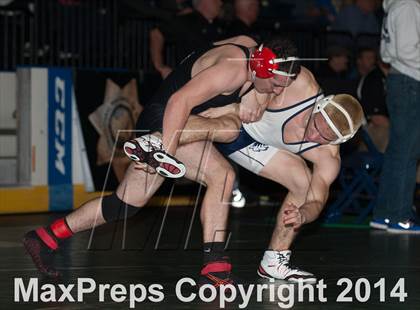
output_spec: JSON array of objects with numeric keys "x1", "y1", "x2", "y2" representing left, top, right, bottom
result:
[{"x1": 1, "y1": 203, "x2": 419, "y2": 309}]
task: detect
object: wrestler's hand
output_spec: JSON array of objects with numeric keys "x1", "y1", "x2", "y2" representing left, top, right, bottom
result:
[
  {"x1": 239, "y1": 98, "x2": 264, "y2": 123},
  {"x1": 283, "y1": 203, "x2": 306, "y2": 230},
  {"x1": 199, "y1": 103, "x2": 238, "y2": 118}
]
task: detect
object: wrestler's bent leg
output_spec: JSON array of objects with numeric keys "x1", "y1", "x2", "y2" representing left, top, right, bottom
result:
[
  {"x1": 23, "y1": 147, "x2": 166, "y2": 277},
  {"x1": 257, "y1": 150, "x2": 316, "y2": 283},
  {"x1": 176, "y1": 141, "x2": 238, "y2": 286}
]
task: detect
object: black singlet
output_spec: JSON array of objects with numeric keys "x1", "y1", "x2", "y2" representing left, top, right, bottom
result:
[{"x1": 135, "y1": 43, "x2": 254, "y2": 134}]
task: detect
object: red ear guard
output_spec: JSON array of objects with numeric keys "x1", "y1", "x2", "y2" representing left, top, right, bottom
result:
[{"x1": 249, "y1": 46, "x2": 278, "y2": 79}]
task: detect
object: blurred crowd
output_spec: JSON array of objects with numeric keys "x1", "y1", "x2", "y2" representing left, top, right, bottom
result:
[{"x1": 1, "y1": 0, "x2": 419, "y2": 218}]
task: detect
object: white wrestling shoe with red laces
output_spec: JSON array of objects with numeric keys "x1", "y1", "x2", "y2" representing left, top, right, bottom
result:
[{"x1": 123, "y1": 134, "x2": 186, "y2": 178}]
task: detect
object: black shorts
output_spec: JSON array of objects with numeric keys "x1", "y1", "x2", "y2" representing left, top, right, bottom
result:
[{"x1": 135, "y1": 103, "x2": 165, "y2": 136}]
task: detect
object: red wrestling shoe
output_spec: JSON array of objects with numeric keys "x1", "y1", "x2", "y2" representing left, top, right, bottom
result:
[
  {"x1": 23, "y1": 218, "x2": 73, "y2": 278},
  {"x1": 23, "y1": 230, "x2": 60, "y2": 278}
]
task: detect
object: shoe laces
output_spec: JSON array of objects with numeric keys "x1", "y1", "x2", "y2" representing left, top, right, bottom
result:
[
  {"x1": 142, "y1": 135, "x2": 164, "y2": 151},
  {"x1": 276, "y1": 253, "x2": 300, "y2": 271}
]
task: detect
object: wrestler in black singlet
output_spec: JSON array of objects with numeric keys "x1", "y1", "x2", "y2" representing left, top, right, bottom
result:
[{"x1": 136, "y1": 43, "x2": 254, "y2": 135}]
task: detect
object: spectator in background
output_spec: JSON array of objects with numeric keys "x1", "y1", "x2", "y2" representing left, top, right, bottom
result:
[
  {"x1": 371, "y1": 0, "x2": 420, "y2": 233},
  {"x1": 158, "y1": 0, "x2": 193, "y2": 14},
  {"x1": 150, "y1": 0, "x2": 224, "y2": 79},
  {"x1": 356, "y1": 47, "x2": 389, "y2": 152},
  {"x1": 317, "y1": 45, "x2": 356, "y2": 95},
  {"x1": 225, "y1": 0, "x2": 260, "y2": 39},
  {"x1": 305, "y1": 0, "x2": 342, "y2": 27},
  {"x1": 331, "y1": 0, "x2": 380, "y2": 36},
  {"x1": 318, "y1": 45, "x2": 349, "y2": 79}
]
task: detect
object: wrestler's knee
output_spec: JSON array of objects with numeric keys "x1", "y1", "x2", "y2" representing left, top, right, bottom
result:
[
  {"x1": 205, "y1": 161, "x2": 236, "y2": 189},
  {"x1": 115, "y1": 188, "x2": 150, "y2": 208},
  {"x1": 287, "y1": 169, "x2": 311, "y2": 200},
  {"x1": 115, "y1": 185, "x2": 148, "y2": 209},
  {"x1": 101, "y1": 192, "x2": 143, "y2": 223},
  {"x1": 116, "y1": 164, "x2": 162, "y2": 207}
]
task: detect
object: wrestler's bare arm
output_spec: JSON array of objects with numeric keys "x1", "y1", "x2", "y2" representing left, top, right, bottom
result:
[
  {"x1": 199, "y1": 90, "x2": 270, "y2": 120},
  {"x1": 298, "y1": 146, "x2": 341, "y2": 224},
  {"x1": 162, "y1": 53, "x2": 248, "y2": 154},
  {"x1": 178, "y1": 93, "x2": 267, "y2": 146},
  {"x1": 198, "y1": 102, "x2": 239, "y2": 118}
]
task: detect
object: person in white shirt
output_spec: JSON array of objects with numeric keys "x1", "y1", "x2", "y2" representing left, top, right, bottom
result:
[{"x1": 370, "y1": 0, "x2": 420, "y2": 233}]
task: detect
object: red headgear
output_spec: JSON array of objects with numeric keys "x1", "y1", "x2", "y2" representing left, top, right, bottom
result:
[{"x1": 249, "y1": 45, "x2": 298, "y2": 79}]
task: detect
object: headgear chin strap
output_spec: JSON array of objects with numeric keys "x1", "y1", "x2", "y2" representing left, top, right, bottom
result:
[
  {"x1": 313, "y1": 95, "x2": 356, "y2": 145},
  {"x1": 250, "y1": 44, "x2": 298, "y2": 79}
]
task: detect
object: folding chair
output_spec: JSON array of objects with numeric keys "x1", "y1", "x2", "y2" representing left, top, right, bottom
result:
[{"x1": 324, "y1": 128, "x2": 384, "y2": 224}]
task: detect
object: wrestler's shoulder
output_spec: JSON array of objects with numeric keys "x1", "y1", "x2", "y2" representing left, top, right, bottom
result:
[
  {"x1": 297, "y1": 67, "x2": 317, "y2": 84},
  {"x1": 295, "y1": 67, "x2": 321, "y2": 94}
]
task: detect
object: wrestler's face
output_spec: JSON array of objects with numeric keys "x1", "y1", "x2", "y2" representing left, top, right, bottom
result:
[
  {"x1": 304, "y1": 113, "x2": 337, "y2": 144},
  {"x1": 254, "y1": 75, "x2": 294, "y2": 95}
]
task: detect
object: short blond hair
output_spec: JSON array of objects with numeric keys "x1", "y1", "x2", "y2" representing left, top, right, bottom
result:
[{"x1": 324, "y1": 94, "x2": 365, "y2": 136}]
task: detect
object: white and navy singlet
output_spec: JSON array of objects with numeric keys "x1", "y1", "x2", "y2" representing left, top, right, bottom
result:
[{"x1": 216, "y1": 93, "x2": 324, "y2": 174}]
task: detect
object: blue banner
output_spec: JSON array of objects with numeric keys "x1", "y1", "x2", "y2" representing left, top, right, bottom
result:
[{"x1": 48, "y1": 68, "x2": 73, "y2": 211}]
